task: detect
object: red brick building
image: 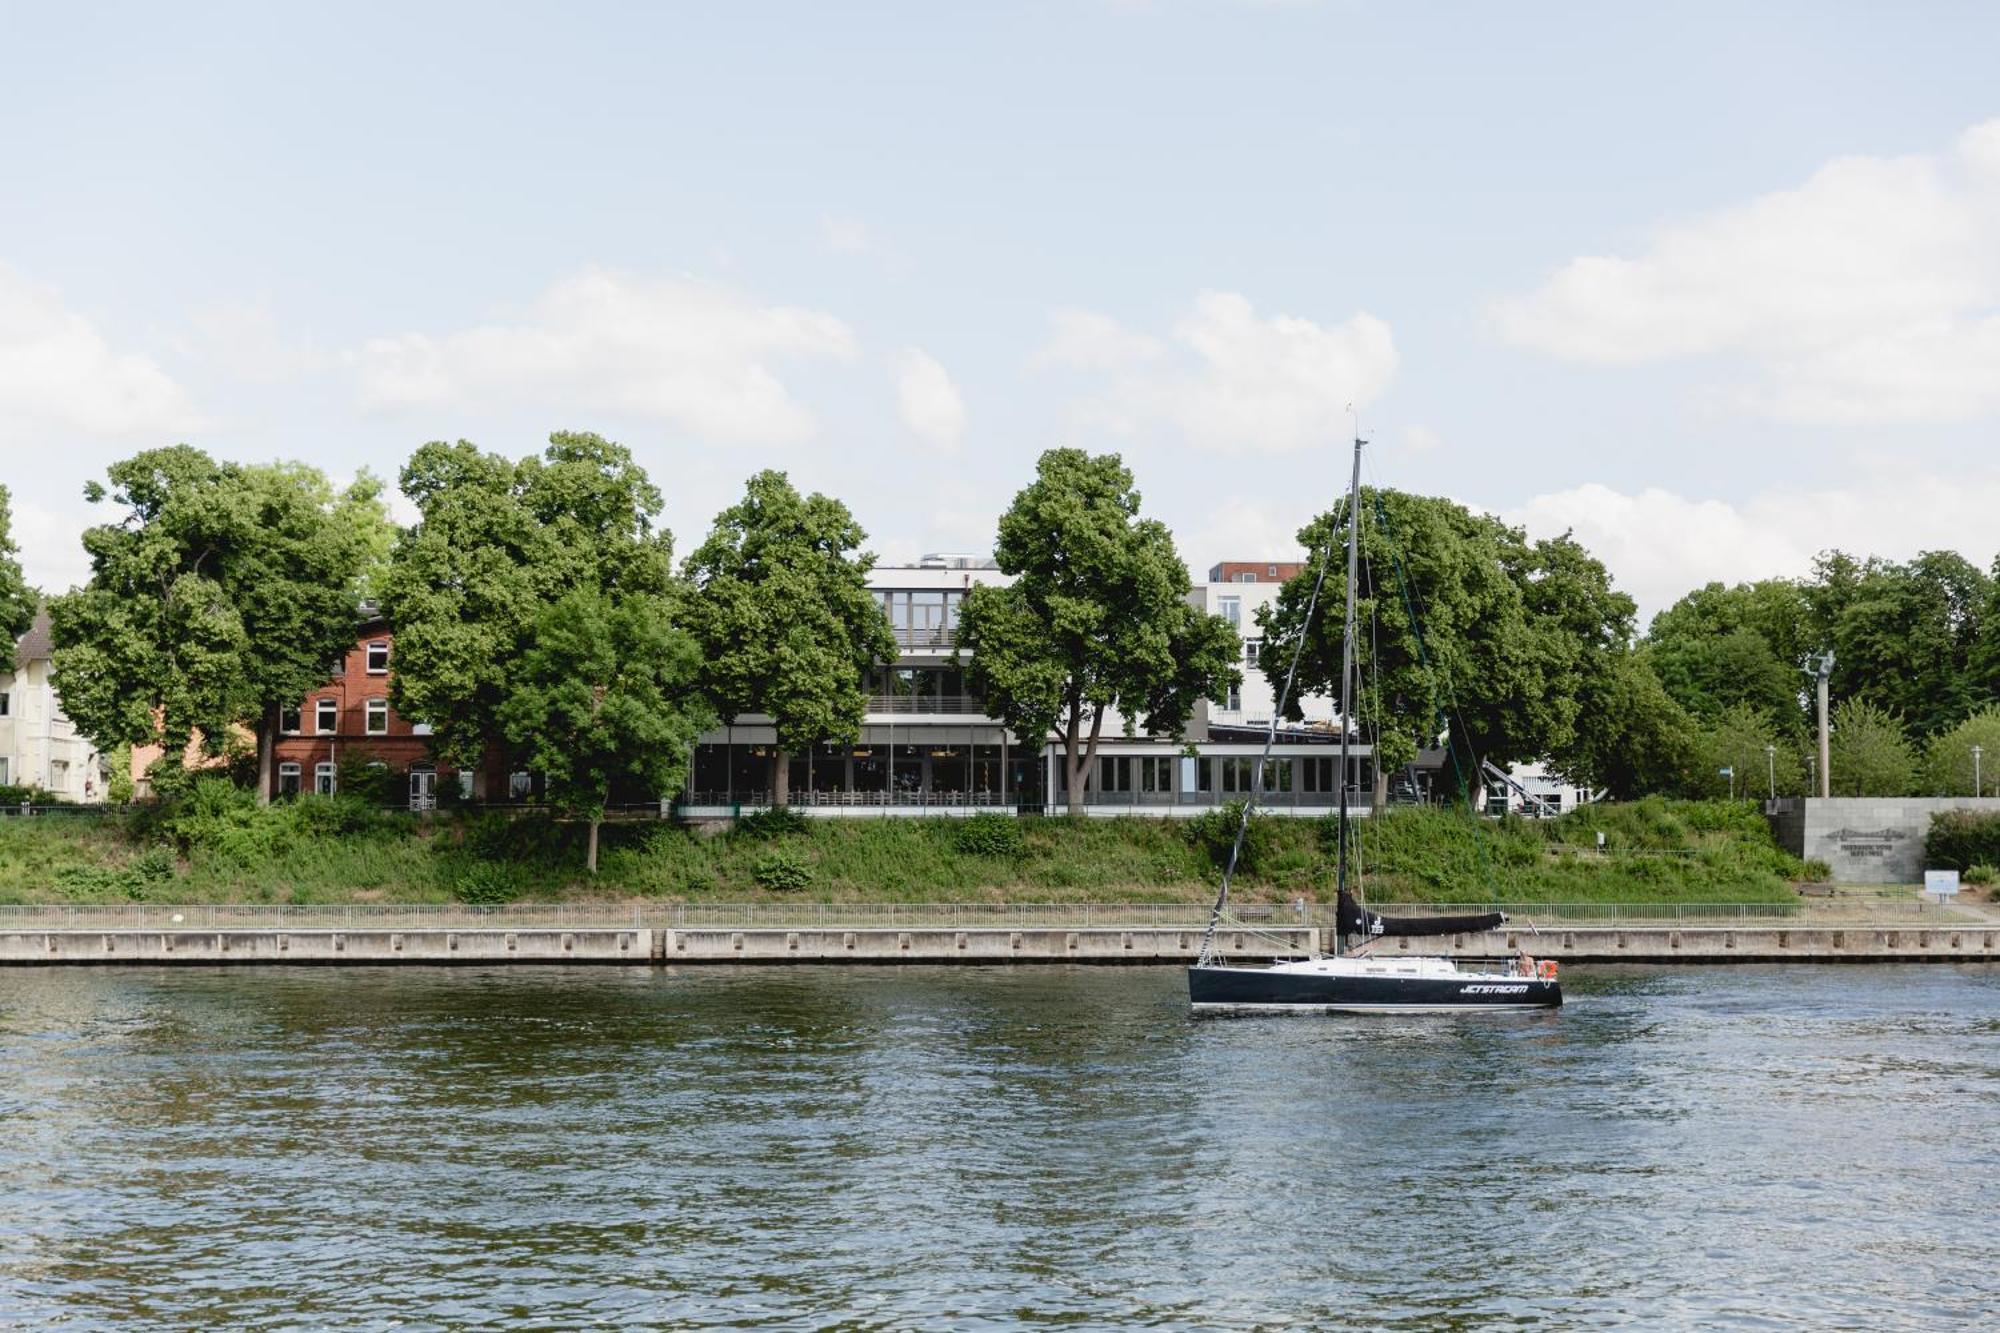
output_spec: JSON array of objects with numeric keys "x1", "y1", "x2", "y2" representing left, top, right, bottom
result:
[
  {"x1": 269, "y1": 616, "x2": 505, "y2": 805},
  {"x1": 1208, "y1": 560, "x2": 1304, "y2": 585}
]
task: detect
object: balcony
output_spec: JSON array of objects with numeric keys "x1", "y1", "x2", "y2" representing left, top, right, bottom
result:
[
  {"x1": 891, "y1": 625, "x2": 956, "y2": 651},
  {"x1": 866, "y1": 693, "x2": 988, "y2": 715}
]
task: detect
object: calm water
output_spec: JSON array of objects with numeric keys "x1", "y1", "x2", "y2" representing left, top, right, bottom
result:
[{"x1": 1, "y1": 964, "x2": 1997, "y2": 1330}]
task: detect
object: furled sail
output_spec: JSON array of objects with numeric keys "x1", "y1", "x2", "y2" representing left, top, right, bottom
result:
[{"x1": 1338, "y1": 890, "x2": 1504, "y2": 939}]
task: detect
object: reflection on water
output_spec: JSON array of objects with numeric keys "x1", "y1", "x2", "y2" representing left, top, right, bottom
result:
[{"x1": 1, "y1": 965, "x2": 1997, "y2": 1328}]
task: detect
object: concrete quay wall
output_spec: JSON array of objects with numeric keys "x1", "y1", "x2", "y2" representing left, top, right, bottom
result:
[
  {"x1": 1403, "y1": 925, "x2": 2000, "y2": 964},
  {"x1": 0, "y1": 928, "x2": 651, "y2": 965},
  {"x1": 659, "y1": 925, "x2": 1318, "y2": 962},
  {"x1": 5, "y1": 924, "x2": 1996, "y2": 965}
]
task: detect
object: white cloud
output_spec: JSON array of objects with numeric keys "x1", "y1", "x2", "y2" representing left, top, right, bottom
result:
[
  {"x1": 1033, "y1": 307, "x2": 1163, "y2": 372},
  {"x1": 892, "y1": 348, "x2": 966, "y2": 449},
  {"x1": 350, "y1": 268, "x2": 859, "y2": 444},
  {"x1": 1505, "y1": 467, "x2": 2000, "y2": 627},
  {"x1": 1494, "y1": 120, "x2": 2000, "y2": 425},
  {"x1": 820, "y1": 214, "x2": 875, "y2": 256},
  {"x1": 0, "y1": 261, "x2": 203, "y2": 444},
  {"x1": 1399, "y1": 423, "x2": 1442, "y2": 456},
  {"x1": 1040, "y1": 291, "x2": 1397, "y2": 452},
  {"x1": 7, "y1": 495, "x2": 95, "y2": 594},
  {"x1": 171, "y1": 300, "x2": 329, "y2": 383}
]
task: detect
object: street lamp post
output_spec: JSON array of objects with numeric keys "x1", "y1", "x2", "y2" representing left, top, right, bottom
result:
[{"x1": 1765, "y1": 744, "x2": 1776, "y2": 801}]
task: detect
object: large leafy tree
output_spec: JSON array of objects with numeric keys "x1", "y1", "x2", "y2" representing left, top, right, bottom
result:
[
  {"x1": 1692, "y1": 702, "x2": 1804, "y2": 800},
  {"x1": 1547, "y1": 646, "x2": 1697, "y2": 800},
  {"x1": 381, "y1": 432, "x2": 676, "y2": 789},
  {"x1": 1919, "y1": 707, "x2": 2000, "y2": 797},
  {"x1": 1810, "y1": 550, "x2": 1990, "y2": 738},
  {"x1": 1828, "y1": 697, "x2": 1917, "y2": 797},
  {"x1": 498, "y1": 588, "x2": 712, "y2": 871},
  {"x1": 682, "y1": 470, "x2": 894, "y2": 808},
  {"x1": 48, "y1": 447, "x2": 390, "y2": 802},
  {"x1": 0, "y1": 485, "x2": 35, "y2": 672},
  {"x1": 1260, "y1": 488, "x2": 1597, "y2": 808},
  {"x1": 957, "y1": 449, "x2": 1239, "y2": 818},
  {"x1": 1644, "y1": 579, "x2": 1811, "y2": 733}
]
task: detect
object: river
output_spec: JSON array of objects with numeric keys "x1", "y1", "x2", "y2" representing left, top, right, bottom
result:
[{"x1": 1, "y1": 964, "x2": 1995, "y2": 1329}]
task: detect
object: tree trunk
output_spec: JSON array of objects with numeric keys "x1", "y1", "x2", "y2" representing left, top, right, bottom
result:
[
  {"x1": 1064, "y1": 705, "x2": 1084, "y2": 818},
  {"x1": 255, "y1": 705, "x2": 276, "y2": 807},
  {"x1": 772, "y1": 748, "x2": 791, "y2": 808},
  {"x1": 586, "y1": 817, "x2": 601, "y2": 874},
  {"x1": 1372, "y1": 762, "x2": 1389, "y2": 816}
]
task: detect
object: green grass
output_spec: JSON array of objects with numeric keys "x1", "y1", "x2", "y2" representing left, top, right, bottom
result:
[{"x1": 0, "y1": 786, "x2": 1810, "y2": 907}]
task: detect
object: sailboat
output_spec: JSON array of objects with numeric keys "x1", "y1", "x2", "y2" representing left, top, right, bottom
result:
[{"x1": 1186, "y1": 436, "x2": 1562, "y2": 1015}]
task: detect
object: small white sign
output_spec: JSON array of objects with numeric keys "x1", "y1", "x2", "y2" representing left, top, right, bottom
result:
[{"x1": 1924, "y1": 870, "x2": 1960, "y2": 902}]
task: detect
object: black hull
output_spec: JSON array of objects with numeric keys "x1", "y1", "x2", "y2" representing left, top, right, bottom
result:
[{"x1": 1188, "y1": 965, "x2": 1561, "y2": 1014}]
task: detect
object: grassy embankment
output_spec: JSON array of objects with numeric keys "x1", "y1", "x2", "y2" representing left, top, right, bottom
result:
[{"x1": 0, "y1": 783, "x2": 1815, "y2": 907}]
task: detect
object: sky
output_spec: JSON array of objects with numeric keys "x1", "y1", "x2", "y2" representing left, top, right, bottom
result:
[{"x1": 3, "y1": 1, "x2": 1998, "y2": 625}]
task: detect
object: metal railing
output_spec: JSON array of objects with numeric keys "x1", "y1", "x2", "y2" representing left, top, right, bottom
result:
[
  {"x1": 682, "y1": 790, "x2": 1013, "y2": 809},
  {"x1": 864, "y1": 693, "x2": 990, "y2": 715},
  {"x1": 890, "y1": 626, "x2": 956, "y2": 650}
]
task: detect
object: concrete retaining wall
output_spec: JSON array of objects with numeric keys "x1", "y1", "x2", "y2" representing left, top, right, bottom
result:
[
  {"x1": 1767, "y1": 796, "x2": 2000, "y2": 884},
  {"x1": 0, "y1": 928, "x2": 650, "y2": 965},
  {"x1": 660, "y1": 925, "x2": 1318, "y2": 962},
  {"x1": 1396, "y1": 925, "x2": 2000, "y2": 963},
  {"x1": 6, "y1": 924, "x2": 1995, "y2": 965}
]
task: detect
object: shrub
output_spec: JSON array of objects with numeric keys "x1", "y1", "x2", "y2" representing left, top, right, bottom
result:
[
  {"x1": 752, "y1": 846, "x2": 812, "y2": 892},
  {"x1": 1925, "y1": 810, "x2": 2000, "y2": 873},
  {"x1": 1800, "y1": 858, "x2": 1832, "y2": 882},
  {"x1": 737, "y1": 807, "x2": 809, "y2": 840},
  {"x1": 1185, "y1": 803, "x2": 1276, "y2": 874},
  {"x1": 0, "y1": 784, "x2": 58, "y2": 806},
  {"x1": 1964, "y1": 863, "x2": 1997, "y2": 887},
  {"x1": 452, "y1": 862, "x2": 520, "y2": 905},
  {"x1": 953, "y1": 813, "x2": 1025, "y2": 859}
]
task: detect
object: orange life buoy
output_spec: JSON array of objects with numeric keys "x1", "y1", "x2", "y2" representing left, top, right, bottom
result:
[{"x1": 1538, "y1": 960, "x2": 1559, "y2": 980}]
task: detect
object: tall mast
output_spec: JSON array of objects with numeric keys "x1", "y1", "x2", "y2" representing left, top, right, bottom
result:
[{"x1": 1334, "y1": 436, "x2": 1364, "y2": 919}]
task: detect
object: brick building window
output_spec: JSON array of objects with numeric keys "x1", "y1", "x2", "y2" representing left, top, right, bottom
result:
[
  {"x1": 365, "y1": 698, "x2": 389, "y2": 735},
  {"x1": 278, "y1": 762, "x2": 301, "y2": 796},
  {"x1": 314, "y1": 762, "x2": 336, "y2": 796},
  {"x1": 366, "y1": 641, "x2": 389, "y2": 674},
  {"x1": 315, "y1": 698, "x2": 337, "y2": 733},
  {"x1": 280, "y1": 705, "x2": 301, "y2": 734}
]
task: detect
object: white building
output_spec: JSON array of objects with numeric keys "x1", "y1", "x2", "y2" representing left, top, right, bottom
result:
[
  {"x1": 1189, "y1": 561, "x2": 1339, "y2": 732},
  {"x1": 1, "y1": 610, "x2": 110, "y2": 803},
  {"x1": 680, "y1": 552, "x2": 1367, "y2": 817}
]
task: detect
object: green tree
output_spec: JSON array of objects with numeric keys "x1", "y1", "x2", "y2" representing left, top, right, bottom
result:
[
  {"x1": 48, "y1": 447, "x2": 390, "y2": 803},
  {"x1": 1920, "y1": 707, "x2": 2000, "y2": 797},
  {"x1": 958, "y1": 449, "x2": 1239, "y2": 818},
  {"x1": 381, "y1": 433, "x2": 676, "y2": 788},
  {"x1": 1692, "y1": 702, "x2": 1803, "y2": 800},
  {"x1": 1547, "y1": 646, "x2": 1697, "y2": 799},
  {"x1": 0, "y1": 485, "x2": 35, "y2": 672},
  {"x1": 1261, "y1": 488, "x2": 1587, "y2": 809},
  {"x1": 1813, "y1": 550, "x2": 1990, "y2": 738},
  {"x1": 682, "y1": 470, "x2": 894, "y2": 809},
  {"x1": 1644, "y1": 579, "x2": 1810, "y2": 732},
  {"x1": 1828, "y1": 697, "x2": 1917, "y2": 797},
  {"x1": 499, "y1": 588, "x2": 713, "y2": 871}
]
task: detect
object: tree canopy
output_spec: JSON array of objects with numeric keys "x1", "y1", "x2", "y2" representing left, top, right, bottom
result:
[
  {"x1": 0, "y1": 485, "x2": 34, "y2": 673},
  {"x1": 1645, "y1": 579, "x2": 1810, "y2": 733},
  {"x1": 498, "y1": 587, "x2": 713, "y2": 870},
  {"x1": 1828, "y1": 697, "x2": 1917, "y2": 797},
  {"x1": 48, "y1": 447, "x2": 390, "y2": 799},
  {"x1": 380, "y1": 432, "x2": 676, "y2": 783},
  {"x1": 1920, "y1": 707, "x2": 2000, "y2": 797},
  {"x1": 958, "y1": 449, "x2": 1238, "y2": 818},
  {"x1": 1259, "y1": 488, "x2": 1631, "y2": 803},
  {"x1": 681, "y1": 470, "x2": 894, "y2": 808}
]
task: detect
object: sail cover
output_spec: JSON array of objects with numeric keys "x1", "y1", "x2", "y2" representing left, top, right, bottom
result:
[{"x1": 1338, "y1": 890, "x2": 1504, "y2": 938}]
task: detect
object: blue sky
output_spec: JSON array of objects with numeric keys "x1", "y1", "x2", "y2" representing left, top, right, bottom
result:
[{"x1": 4, "y1": 1, "x2": 1998, "y2": 620}]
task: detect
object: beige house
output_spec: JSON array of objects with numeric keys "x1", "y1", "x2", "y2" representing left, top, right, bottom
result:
[{"x1": 1, "y1": 610, "x2": 109, "y2": 802}]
